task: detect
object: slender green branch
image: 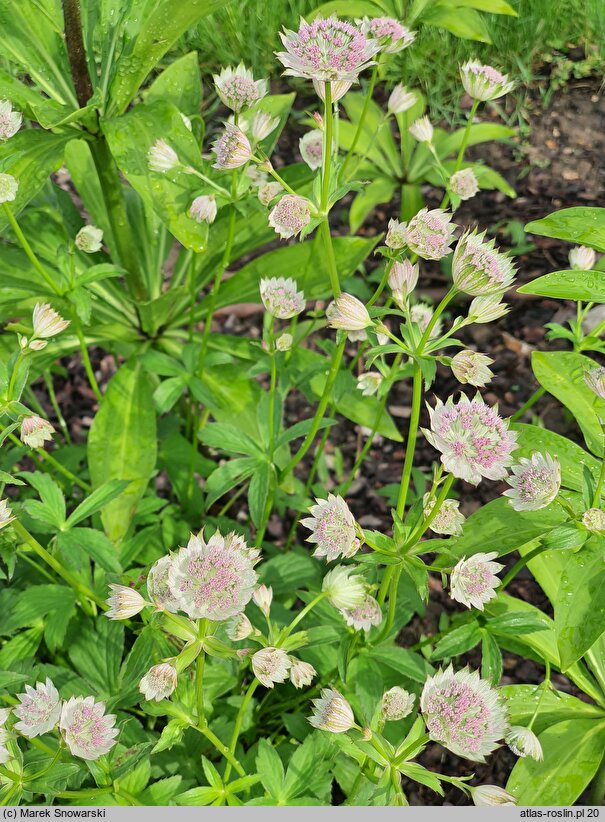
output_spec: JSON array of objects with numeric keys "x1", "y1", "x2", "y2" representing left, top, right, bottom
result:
[
  {"x1": 0, "y1": 426, "x2": 91, "y2": 492},
  {"x1": 224, "y1": 679, "x2": 259, "y2": 782},
  {"x1": 510, "y1": 386, "x2": 546, "y2": 422},
  {"x1": 416, "y1": 288, "x2": 456, "y2": 353},
  {"x1": 3, "y1": 204, "x2": 61, "y2": 294},
  {"x1": 278, "y1": 592, "x2": 326, "y2": 644},
  {"x1": 440, "y1": 99, "x2": 479, "y2": 210},
  {"x1": 396, "y1": 361, "x2": 422, "y2": 518},
  {"x1": 406, "y1": 473, "x2": 455, "y2": 548},
  {"x1": 319, "y1": 219, "x2": 341, "y2": 299},
  {"x1": 341, "y1": 64, "x2": 379, "y2": 180},
  {"x1": 72, "y1": 316, "x2": 102, "y2": 401},
  {"x1": 501, "y1": 543, "x2": 549, "y2": 590}
]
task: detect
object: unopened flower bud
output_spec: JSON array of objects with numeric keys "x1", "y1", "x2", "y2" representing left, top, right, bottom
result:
[
  {"x1": 385, "y1": 218, "x2": 406, "y2": 249},
  {"x1": 105, "y1": 584, "x2": 147, "y2": 620},
  {"x1": 585, "y1": 366, "x2": 605, "y2": 400},
  {"x1": 32, "y1": 303, "x2": 70, "y2": 338},
  {"x1": 252, "y1": 647, "x2": 291, "y2": 688},
  {"x1": 582, "y1": 507, "x2": 605, "y2": 533},
  {"x1": 148, "y1": 139, "x2": 179, "y2": 172},
  {"x1": 451, "y1": 350, "x2": 494, "y2": 387},
  {"x1": 139, "y1": 663, "x2": 177, "y2": 702},
  {"x1": 506, "y1": 725, "x2": 543, "y2": 761},
  {"x1": 258, "y1": 181, "x2": 282, "y2": 206},
  {"x1": 326, "y1": 293, "x2": 373, "y2": 331},
  {"x1": 289, "y1": 658, "x2": 316, "y2": 689},
  {"x1": 387, "y1": 84, "x2": 416, "y2": 115},
  {"x1": 569, "y1": 245, "x2": 596, "y2": 270},
  {"x1": 471, "y1": 785, "x2": 516, "y2": 806},
  {"x1": 253, "y1": 584, "x2": 273, "y2": 616},
  {"x1": 189, "y1": 195, "x2": 217, "y2": 224},
  {"x1": 450, "y1": 168, "x2": 479, "y2": 201},
  {"x1": 309, "y1": 688, "x2": 355, "y2": 733},
  {"x1": 381, "y1": 686, "x2": 415, "y2": 721},
  {"x1": 357, "y1": 372, "x2": 382, "y2": 396},
  {"x1": 409, "y1": 115, "x2": 433, "y2": 143},
  {"x1": 20, "y1": 416, "x2": 54, "y2": 448},
  {"x1": 388, "y1": 259, "x2": 418, "y2": 305},
  {"x1": 276, "y1": 332, "x2": 293, "y2": 352},
  {"x1": 75, "y1": 225, "x2": 103, "y2": 253},
  {"x1": 226, "y1": 612, "x2": 254, "y2": 641},
  {"x1": 252, "y1": 111, "x2": 279, "y2": 141}
]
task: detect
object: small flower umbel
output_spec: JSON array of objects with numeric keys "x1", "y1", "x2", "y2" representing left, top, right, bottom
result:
[
  {"x1": 389, "y1": 259, "x2": 418, "y2": 307},
  {"x1": 212, "y1": 124, "x2": 252, "y2": 169},
  {"x1": 450, "y1": 552, "x2": 503, "y2": 610},
  {"x1": 20, "y1": 416, "x2": 54, "y2": 448},
  {"x1": 585, "y1": 366, "x2": 605, "y2": 400},
  {"x1": 423, "y1": 394, "x2": 517, "y2": 485},
  {"x1": 423, "y1": 494, "x2": 465, "y2": 537},
  {"x1": 147, "y1": 555, "x2": 180, "y2": 613},
  {"x1": 450, "y1": 350, "x2": 494, "y2": 387},
  {"x1": 405, "y1": 208, "x2": 456, "y2": 261},
  {"x1": 290, "y1": 658, "x2": 316, "y2": 689},
  {"x1": 326, "y1": 294, "x2": 373, "y2": 331},
  {"x1": 569, "y1": 245, "x2": 596, "y2": 270},
  {"x1": 322, "y1": 565, "x2": 365, "y2": 610},
  {"x1": 31, "y1": 303, "x2": 70, "y2": 343},
  {"x1": 309, "y1": 688, "x2": 357, "y2": 732},
  {"x1": 471, "y1": 785, "x2": 517, "y2": 806},
  {"x1": 105, "y1": 584, "x2": 147, "y2": 619},
  {"x1": 420, "y1": 665, "x2": 508, "y2": 761},
  {"x1": 357, "y1": 371, "x2": 382, "y2": 396},
  {"x1": 259, "y1": 277, "x2": 305, "y2": 319},
  {"x1": 0, "y1": 99, "x2": 22, "y2": 140},
  {"x1": 213, "y1": 64, "x2": 268, "y2": 113},
  {"x1": 452, "y1": 230, "x2": 516, "y2": 296},
  {"x1": 387, "y1": 84, "x2": 417, "y2": 115},
  {"x1": 14, "y1": 678, "x2": 62, "y2": 738},
  {"x1": 299, "y1": 129, "x2": 324, "y2": 170},
  {"x1": 139, "y1": 663, "x2": 178, "y2": 702},
  {"x1": 582, "y1": 508, "x2": 605, "y2": 533},
  {"x1": 506, "y1": 725, "x2": 543, "y2": 761},
  {"x1": 381, "y1": 687, "x2": 415, "y2": 722},
  {"x1": 460, "y1": 61, "x2": 514, "y2": 102},
  {"x1": 276, "y1": 16, "x2": 380, "y2": 84},
  {"x1": 60, "y1": 696, "x2": 118, "y2": 760},
  {"x1": 189, "y1": 195, "x2": 217, "y2": 225},
  {"x1": 301, "y1": 494, "x2": 360, "y2": 561},
  {"x1": 0, "y1": 172, "x2": 18, "y2": 203},
  {"x1": 503, "y1": 453, "x2": 561, "y2": 511},
  {"x1": 75, "y1": 225, "x2": 103, "y2": 253},
  {"x1": 147, "y1": 139, "x2": 179, "y2": 172},
  {"x1": 409, "y1": 115, "x2": 434, "y2": 144},
  {"x1": 0, "y1": 499, "x2": 15, "y2": 530},
  {"x1": 268, "y1": 195, "x2": 312, "y2": 239},
  {"x1": 340, "y1": 595, "x2": 382, "y2": 631},
  {"x1": 359, "y1": 17, "x2": 415, "y2": 53},
  {"x1": 252, "y1": 647, "x2": 291, "y2": 688},
  {"x1": 449, "y1": 168, "x2": 479, "y2": 201}
]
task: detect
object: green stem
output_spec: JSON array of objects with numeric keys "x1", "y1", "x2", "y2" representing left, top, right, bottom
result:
[
  {"x1": 501, "y1": 543, "x2": 549, "y2": 590},
  {"x1": 195, "y1": 619, "x2": 208, "y2": 723},
  {"x1": 320, "y1": 219, "x2": 341, "y2": 299},
  {"x1": 11, "y1": 520, "x2": 104, "y2": 612},
  {"x1": 341, "y1": 64, "x2": 379, "y2": 180},
  {"x1": 192, "y1": 723, "x2": 246, "y2": 779},
  {"x1": 279, "y1": 335, "x2": 346, "y2": 480},
  {"x1": 510, "y1": 386, "x2": 546, "y2": 422},
  {"x1": 440, "y1": 99, "x2": 479, "y2": 210},
  {"x1": 376, "y1": 565, "x2": 402, "y2": 643},
  {"x1": 1, "y1": 426, "x2": 91, "y2": 492},
  {"x1": 592, "y1": 447, "x2": 605, "y2": 507},
  {"x1": 321, "y1": 81, "x2": 334, "y2": 212},
  {"x1": 406, "y1": 474, "x2": 455, "y2": 547},
  {"x1": 339, "y1": 395, "x2": 387, "y2": 495},
  {"x1": 416, "y1": 288, "x2": 456, "y2": 353},
  {"x1": 527, "y1": 661, "x2": 550, "y2": 732},
  {"x1": 55, "y1": 788, "x2": 114, "y2": 799},
  {"x1": 90, "y1": 138, "x2": 147, "y2": 302},
  {"x1": 591, "y1": 748, "x2": 605, "y2": 805},
  {"x1": 73, "y1": 316, "x2": 102, "y2": 401},
  {"x1": 3, "y1": 204, "x2": 61, "y2": 294},
  {"x1": 367, "y1": 260, "x2": 393, "y2": 307},
  {"x1": 44, "y1": 371, "x2": 71, "y2": 444},
  {"x1": 278, "y1": 592, "x2": 326, "y2": 644},
  {"x1": 396, "y1": 361, "x2": 422, "y2": 518},
  {"x1": 7, "y1": 351, "x2": 27, "y2": 401},
  {"x1": 224, "y1": 679, "x2": 259, "y2": 782}
]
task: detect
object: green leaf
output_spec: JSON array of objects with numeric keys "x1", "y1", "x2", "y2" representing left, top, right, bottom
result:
[
  {"x1": 555, "y1": 544, "x2": 605, "y2": 671},
  {"x1": 481, "y1": 631, "x2": 503, "y2": 685},
  {"x1": 518, "y1": 269, "x2": 605, "y2": 302},
  {"x1": 57, "y1": 528, "x2": 122, "y2": 574},
  {"x1": 283, "y1": 733, "x2": 335, "y2": 802},
  {"x1": 22, "y1": 472, "x2": 66, "y2": 530},
  {"x1": 87, "y1": 359, "x2": 157, "y2": 544},
  {"x1": 421, "y1": 5, "x2": 491, "y2": 42},
  {"x1": 103, "y1": 101, "x2": 211, "y2": 252},
  {"x1": 532, "y1": 351, "x2": 604, "y2": 456},
  {"x1": 68, "y1": 617, "x2": 124, "y2": 697},
  {"x1": 486, "y1": 611, "x2": 551, "y2": 636},
  {"x1": 0, "y1": 585, "x2": 75, "y2": 634},
  {"x1": 248, "y1": 461, "x2": 273, "y2": 528},
  {"x1": 256, "y1": 738, "x2": 286, "y2": 801},
  {"x1": 525, "y1": 207, "x2": 605, "y2": 252},
  {"x1": 309, "y1": 0, "x2": 385, "y2": 18},
  {"x1": 349, "y1": 178, "x2": 397, "y2": 233},
  {"x1": 199, "y1": 424, "x2": 262, "y2": 457},
  {"x1": 502, "y1": 685, "x2": 605, "y2": 733},
  {"x1": 204, "y1": 456, "x2": 257, "y2": 508},
  {"x1": 144, "y1": 52, "x2": 202, "y2": 119},
  {"x1": 367, "y1": 646, "x2": 432, "y2": 683},
  {"x1": 431, "y1": 622, "x2": 482, "y2": 660},
  {"x1": 107, "y1": 0, "x2": 226, "y2": 116},
  {"x1": 507, "y1": 719, "x2": 605, "y2": 805},
  {"x1": 65, "y1": 480, "x2": 131, "y2": 528}
]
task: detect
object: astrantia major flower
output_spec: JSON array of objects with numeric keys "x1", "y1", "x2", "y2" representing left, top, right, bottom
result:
[
  {"x1": 258, "y1": 181, "x2": 282, "y2": 206},
  {"x1": 60, "y1": 697, "x2": 118, "y2": 760},
  {"x1": 569, "y1": 245, "x2": 596, "y2": 271},
  {"x1": 582, "y1": 507, "x2": 605, "y2": 533},
  {"x1": 471, "y1": 785, "x2": 517, "y2": 806},
  {"x1": 340, "y1": 595, "x2": 382, "y2": 631},
  {"x1": 147, "y1": 139, "x2": 179, "y2": 172},
  {"x1": 423, "y1": 394, "x2": 517, "y2": 485},
  {"x1": 409, "y1": 115, "x2": 433, "y2": 144},
  {"x1": 139, "y1": 663, "x2": 177, "y2": 702},
  {"x1": 452, "y1": 230, "x2": 516, "y2": 296},
  {"x1": 290, "y1": 658, "x2": 316, "y2": 689},
  {"x1": 309, "y1": 688, "x2": 356, "y2": 732},
  {"x1": 326, "y1": 293, "x2": 373, "y2": 331},
  {"x1": 0, "y1": 499, "x2": 15, "y2": 531},
  {"x1": 189, "y1": 195, "x2": 217, "y2": 224},
  {"x1": 301, "y1": 494, "x2": 360, "y2": 561},
  {"x1": 213, "y1": 64, "x2": 268, "y2": 113},
  {"x1": 252, "y1": 111, "x2": 279, "y2": 141},
  {"x1": 299, "y1": 129, "x2": 324, "y2": 170},
  {"x1": 276, "y1": 332, "x2": 292, "y2": 352},
  {"x1": 14, "y1": 678, "x2": 62, "y2": 738},
  {"x1": 451, "y1": 350, "x2": 494, "y2": 387},
  {"x1": 389, "y1": 259, "x2": 418, "y2": 306},
  {"x1": 105, "y1": 584, "x2": 147, "y2": 620},
  {"x1": 75, "y1": 225, "x2": 104, "y2": 253},
  {"x1": 20, "y1": 416, "x2": 54, "y2": 449},
  {"x1": 450, "y1": 168, "x2": 479, "y2": 201},
  {"x1": 253, "y1": 584, "x2": 273, "y2": 616},
  {"x1": 168, "y1": 529, "x2": 258, "y2": 621},
  {"x1": 460, "y1": 61, "x2": 514, "y2": 102},
  {"x1": 0, "y1": 100, "x2": 22, "y2": 140},
  {"x1": 503, "y1": 452, "x2": 560, "y2": 511},
  {"x1": 147, "y1": 555, "x2": 180, "y2": 613},
  {"x1": 360, "y1": 17, "x2": 415, "y2": 53},
  {"x1": 32, "y1": 303, "x2": 70, "y2": 339},
  {"x1": 420, "y1": 665, "x2": 508, "y2": 761},
  {"x1": 252, "y1": 647, "x2": 291, "y2": 688},
  {"x1": 423, "y1": 494, "x2": 465, "y2": 537},
  {"x1": 387, "y1": 84, "x2": 417, "y2": 115},
  {"x1": 268, "y1": 194, "x2": 312, "y2": 239},
  {"x1": 405, "y1": 208, "x2": 456, "y2": 261},
  {"x1": 276, "y1": 16, "x2": 381, "y2": 83},
  {"x1": 450, "y1": 552, "x2": 503, "y2": 610},
  {"x1": 226, "y1": 612, "x2": 254, "y2": 641},
  {"x1": 357, "y1": 371, "x2": 382, "y2": 396},
  {"x1": 410, "y1": 302, "x2": 442, "y2": 339},
  {"x1": 585, "y1": 366, "x2": 605, "y2": 400},
  {"x1": 212, "y1": 124, "x2": 252, "y2": 169},
  {"x1": 381, "y1": 687, "x2": 415, "y2": 721},
  {"x1": 506, "y1": 725, "x2": 543, "y2": 761},
  {"x1": 322, "y1": 565, "x2": 365, "y2": 610},
  {"x1": 385, "y1": 217, "x2": 406, "y2": 249},
  {"x1": 0, "y1": 173, "x2": 18, "y2": 203},
  {"x1": 467, "y1": 294, "x2": 509, "y2": 324},
  {"x1": 259, "y1": 276, "x2": 305, "y2": 319}
]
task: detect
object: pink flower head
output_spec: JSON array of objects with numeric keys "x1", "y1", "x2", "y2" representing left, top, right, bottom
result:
[
  {"x1": 252, "y1": 647, "x2": 291, "y2": 688},
  {"x1": 360, "y1": 17, "x2": 415, "y2": 53},
  {"x1": 423, "y1": 394, "x2": 517, "y2": 485},
  {"x1": 139, "y1": 663, "x2": 177, "y2": 702},
  {"x1": 20, "y1": 415, "x2": 54, "y2": 448},
  {"x1": 212, "y1": 124, "x2": 252, "y2": 169},
  {"x1": 503, "y1": 452, "x2": 561, "y2": 511},
  {"x1": 381, "y1": 687, "x2": 415, "y2": 721},
  {"x1": 405, "y1": 208, "x2": 456, "y2": 261},
  {"x1": 420, "y1": 665, "x2": 508, "y2": 761},
  {"x1": 289, "y1": 658, "x2": 316, "y2": 689},
  {"x1": 14, "y1": 678, "x2": 62, "y2": 738},
  {"x1": 460, "y1": 61, "x2": 514, "y2": 102},
  {"x1": 410, "y1": 302, "x2": 442, "y2": 338},
  {"x1": 450, "y1": 168, "x2": 479, "y2": 201},
  {"x1": 452, "y1": 230, "x2": 516, "y2": 296},
  {"x1": 147, "y1": 555, "x2": 180, "y2": 613},
  {"x1": 60, "y1": 696, "x2": 118, "y2": 760},
  {"x1": 276, "y1": 16, "x2": 381, "y2": 83},
  {"x1": 189, "y1": 195, "x2": 217, "y2": 224},
  {"x1": 213, "y1": 64, "x2": 268, "y2": 113},
  {"x1": 168, "y1": 529, "x2": 258, "y2": 621},
  {"x1": 259, "y1": 276, "x2": 305, "y2": 319},
  {"x1": 585, "y1": 366, "x2": 605, "y2": 400},
  {"x1": 301, "y1": 493, "x2": 360, "y2": 561},
  {"x1": 423, "y1": 494, "x2": 465, "y2": 536},
  {"x1": 268, "y1": 195, "x2": 312, "y2": 239},
  {"x1": 450, "y1": 552, "x2": 503, "y2": 610},
  {"x1": 569, "y1": 245, "x2": 596, "y2": 271},
  {"x1": 340, "y1": 595, "x2": 382, "y2": 632},
  {"x1": 299, "y1": 129, "x2": 324, "y2": 170}
]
